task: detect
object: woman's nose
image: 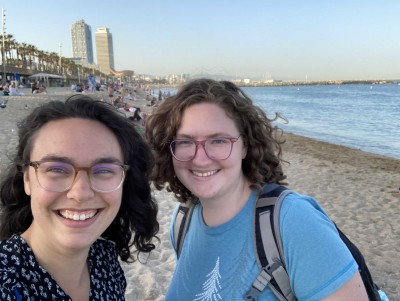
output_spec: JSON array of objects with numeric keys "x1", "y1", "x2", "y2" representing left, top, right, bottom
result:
[
  {"x1": 192, "y1": 144, "x2": 212, "y2": 164},
  {"x1": 66, "y1": 171, "x2": 94, "y2": 202}
]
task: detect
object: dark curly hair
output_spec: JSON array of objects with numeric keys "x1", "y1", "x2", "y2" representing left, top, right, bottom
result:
[
  {"x1": 0, "y1": 95, "x2": 159, "y2": 263},
  {"x1": 145, "y1": 78, "x2": 287, "y2": 203}
]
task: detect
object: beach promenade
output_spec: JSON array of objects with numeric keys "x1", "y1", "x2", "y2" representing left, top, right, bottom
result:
[{"x1": 0, "y1": 89, "x2": 399, "y2": 300}]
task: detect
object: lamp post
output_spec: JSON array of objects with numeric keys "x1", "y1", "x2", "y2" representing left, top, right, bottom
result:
[
  {"x1": 78, "y1": 67, "x2": 80, "y2": 83},
  {"x1": 59, "y1": 43, "x2": 62, "y2": 74},
  {"x1": 2, "y1": 8, "x2": 6, "y2": 84}
]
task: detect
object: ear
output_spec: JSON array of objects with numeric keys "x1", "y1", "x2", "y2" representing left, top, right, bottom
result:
[
  {"x1": 242, "y1": 141, "x2": 248, "y2": 160},
  {"x1": 23, "y1": 170, "x2": 32, "y2": 196}
]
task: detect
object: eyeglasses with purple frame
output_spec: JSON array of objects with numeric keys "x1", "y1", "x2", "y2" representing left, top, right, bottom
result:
[{"x1": 167, "y1": 135, "x2": 241, "y2": 162}]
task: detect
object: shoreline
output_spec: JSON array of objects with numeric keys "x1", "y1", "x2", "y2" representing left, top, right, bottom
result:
[{"x1": 0, "y1": 89, "x2": 399, "y2": 300}]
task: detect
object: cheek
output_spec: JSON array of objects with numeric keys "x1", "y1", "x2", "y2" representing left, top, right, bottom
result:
[
  {"x1": 29, "y1": 193, "x2": 55, "y2": 221},
  {"x1": 107, "y1": 191, "x2": 123, "y2": 212},
  {"x1": 172, "y1": 160, "x2": 187, "y2": 179}
]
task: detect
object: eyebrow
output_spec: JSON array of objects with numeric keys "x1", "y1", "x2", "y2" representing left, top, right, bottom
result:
[
  {"x1": 39, "y1": 155, "x2": 123, "y2": 166},
  {"x1": 175, "y1": 133, "x2": 235, "y2": 139}
]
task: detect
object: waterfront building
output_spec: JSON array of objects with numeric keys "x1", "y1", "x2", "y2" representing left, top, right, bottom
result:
[
  {"x1": 70, "y1": 19, "x2": 94, "y2": 66},
  {"x1": 67, "y1": 58, "x2": 84, "y2": 66},
  {"x1": 180, "y1": 73, "x2": 190, "y2": 81},
  {"x1": 244, "y1": 78, "x2": 251, "y2": 84},
  {"x1": 95, "y1": 28, "x2": 114, "y2": 75}
]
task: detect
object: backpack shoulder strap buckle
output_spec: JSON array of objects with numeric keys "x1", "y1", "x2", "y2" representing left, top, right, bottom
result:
[
  {"x1": 244, "y1": 267, "x2": 274, "y2": 301},
  {"x1": 265, "y1": 258, "x2": 284, "y2": 276},
  {"x1": 243, "y1": 285, "x2": 263, "y2": 301}
]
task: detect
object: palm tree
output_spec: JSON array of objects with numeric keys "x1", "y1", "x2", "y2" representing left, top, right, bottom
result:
[
  {"x1": 20, "y1": 42, "x2": 28, "y2": 68},
  {"x1": 14, "y1": 42, "x2": 21, "y2": 67},
  {"x1": 5, "y1": 34, "x2": 14, "y2": 62},
  {"x1": 43, "y1": 51, "x2": 50, "y2": 72},
  {"x1": 36, "y1": 50, "x2": 44, "y2": 71},
  {"x1": 27, "y1": 44, "x2": 37, "y2": 69},
  {"x1": 48, "y1": 52, "x2": 57, "y2": 72}
]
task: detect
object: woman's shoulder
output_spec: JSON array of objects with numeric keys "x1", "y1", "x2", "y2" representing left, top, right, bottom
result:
[
  {"x1": 280, "y1": 192, "x2": 330, "y2": 223},
  {"x1": 0, "y1": 235, "x2": 30, "y2": 292},
  {"x1": 88, "y1": 239, "x2": 126, "y2": 293},
  {"x1": 89, "y1": 239, "x2": 120, "y2": 268},
  {"x1": 90, "y1": 239, "x2": 118, "y2": 257},
  {"x1": 0, "y1": 234, "x2": 29, "y2": 261}
]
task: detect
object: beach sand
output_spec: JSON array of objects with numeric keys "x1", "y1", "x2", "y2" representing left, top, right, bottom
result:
[{"x1": 0, "y1": 90, "x2": 399, "y2": 300}]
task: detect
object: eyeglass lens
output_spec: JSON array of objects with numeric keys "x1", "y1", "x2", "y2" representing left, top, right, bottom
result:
[
  {"x1": 171, "y1": 138, "x2": 233, "y2": 161},
  {"x1": 35, "y1": 162, "x2": 125, "y2": 192}
]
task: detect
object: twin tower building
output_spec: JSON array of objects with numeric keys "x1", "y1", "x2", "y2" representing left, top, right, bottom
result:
[{"x1": 70, "y1": 19, "x2": 114, "y2": 75}]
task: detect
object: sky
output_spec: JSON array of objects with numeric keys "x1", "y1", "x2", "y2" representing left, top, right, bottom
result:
[{"x1": 5, "y1": 0, "x2": 400, "y2": 80}]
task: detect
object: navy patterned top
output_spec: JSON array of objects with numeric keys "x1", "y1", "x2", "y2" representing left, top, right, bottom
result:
[{"x1": 0, "y1": 234, "x2": 126, "y2": 300}]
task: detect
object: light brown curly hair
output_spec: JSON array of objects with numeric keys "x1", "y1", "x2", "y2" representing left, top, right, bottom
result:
[{"x1": 145, "y1": 79, "x2": 287, "y2": 203}]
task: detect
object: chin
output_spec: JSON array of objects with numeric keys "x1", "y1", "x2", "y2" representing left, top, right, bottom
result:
[
  {"x1": 190, "y1": 185, "x2": 219, "y2": 200},
  {"x1": 59, "y1": 234, "x2": 97, "y2": 250}
]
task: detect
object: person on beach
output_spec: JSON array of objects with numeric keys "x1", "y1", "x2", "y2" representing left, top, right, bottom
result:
[
  {"x1": 132, "y1": 107, "x2": 144, "y2": 126},
  {"x1": 10, "y1": 82, "x2": 23, "y2": 96},
  {"x1": 146, "y1": 79, "x2": 369, "y2": 301},
  {"x1": 39, "y1": 85, "x2": 48, "y2": 94},
  {"x1": 0, "y1": 96, "x2": 159, "y2": 300},
  {"x1": 3, "y1": 83, "x2": 9, "y2": 96},
  {"x1": 108, "y1": 84, "x2": 114, "y2": 105},
  {"x1": 30, "y1": 81, "x2": 36, "y2": 93}
]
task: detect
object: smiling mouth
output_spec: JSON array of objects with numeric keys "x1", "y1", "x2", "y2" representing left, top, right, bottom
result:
[
  {"x1": 191, "y1": 170, "x2": 219, "y2": 177},
  {"x1": 58, "y1": 210, "x2": 99, "y2": 221}
]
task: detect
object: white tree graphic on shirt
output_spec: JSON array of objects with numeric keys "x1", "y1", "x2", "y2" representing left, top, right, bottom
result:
[
  {"x1": 221, "y1": 235, "x2": 253, "y2": 299},
  {"x1": 193, "y1": 257, "x2": 222, "y2": 301}
]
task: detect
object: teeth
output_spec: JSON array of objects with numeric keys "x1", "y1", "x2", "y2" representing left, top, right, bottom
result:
[
  {"x1": 192, "y1": 170, "x2": 218, "y2": 177},
  {"x1": 59, "y1": 210, "x2": 98, "y2": 221}
]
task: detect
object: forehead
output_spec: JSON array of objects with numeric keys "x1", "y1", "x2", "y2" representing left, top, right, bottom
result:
[
  {"x1": 177, "y1": 103, "x2": 239, "y2": 137},
  {"x1": 30, "y1": 118, "x2": 123, "y2": 164}
]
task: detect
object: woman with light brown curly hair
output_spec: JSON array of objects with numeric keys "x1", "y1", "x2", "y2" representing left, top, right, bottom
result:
[{"x1": 146, "y1": 79, "x2": 368, "y2": 301}]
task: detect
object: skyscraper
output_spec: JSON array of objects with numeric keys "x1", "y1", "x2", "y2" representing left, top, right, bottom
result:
[
  {"x1": 70, "y1": 19, "x2": 94, "y2": 65},
  {"x1": 95, "y1": 28, "x2": 114, "y2": 75}
]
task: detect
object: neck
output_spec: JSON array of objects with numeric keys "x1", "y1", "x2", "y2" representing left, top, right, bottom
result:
[
  {"x1": 200, "y1": 176, "x2": 252, "y2": 227},
  {"x1": 21, "y1": 224, "x2": 90, "y2": 300}
]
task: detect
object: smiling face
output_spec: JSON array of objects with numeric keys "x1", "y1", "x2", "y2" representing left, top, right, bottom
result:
[
  {"x1": 172, "y1": 103, "x2": 247, "y2": 202},
  {"x1": 23, "y1": 118, "x2": 124, "y2": 251}
]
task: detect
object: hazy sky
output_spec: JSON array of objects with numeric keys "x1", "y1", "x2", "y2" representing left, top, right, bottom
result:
[{"x1": 5, "y1": 0, "x2": 400, "y2": 80}]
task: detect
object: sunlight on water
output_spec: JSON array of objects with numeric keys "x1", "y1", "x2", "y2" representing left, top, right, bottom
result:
[{"x1": 244, "y1": 85, "x2": 400, "y2": 159}]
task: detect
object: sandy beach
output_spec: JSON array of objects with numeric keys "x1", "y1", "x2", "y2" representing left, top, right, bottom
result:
[{"x1": 0, "y1": 89, "x2": 399, "y2": 300}]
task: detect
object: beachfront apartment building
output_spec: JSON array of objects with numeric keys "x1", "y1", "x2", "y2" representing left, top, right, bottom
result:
[
  {"x1": 95, "y1": 28, "x2": 114, "y2": 75},
  {"x1": 70, "y1": 19, "x2": 94, "y2": 66}
]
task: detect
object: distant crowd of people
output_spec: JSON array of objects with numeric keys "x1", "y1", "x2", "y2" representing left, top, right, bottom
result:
[{"x1": 70, "y1": 82, "x2": 104, "y2": 93}]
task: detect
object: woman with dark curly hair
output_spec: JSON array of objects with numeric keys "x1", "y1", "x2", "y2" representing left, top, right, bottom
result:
[
  {"x1": 0, "y1": 96, "x2": 159, "y2": 300},
  {"x1": 145, "y1": 79, "x2": 368, "y2": 301}
]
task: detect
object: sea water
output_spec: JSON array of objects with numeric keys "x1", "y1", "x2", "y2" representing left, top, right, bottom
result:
[
  {"x1": 243, "y1": 84, "x2": 400, "y2": 159},
  {"x1": 155, "y1": 84, "x2": 400, "y2": 159}
]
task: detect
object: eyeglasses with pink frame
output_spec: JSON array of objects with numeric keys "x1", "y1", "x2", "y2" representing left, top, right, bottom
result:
[{"x1": 168, "y1": 135, "x2": 241, "y2": 162}]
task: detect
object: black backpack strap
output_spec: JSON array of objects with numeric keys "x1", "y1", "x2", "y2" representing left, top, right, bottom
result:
[
  {"x1": 244, "y1": 184, "x2": 296, "y2": 301},
  {"x1": 173, "y1": 200, "x2": 197, "y2": 260}
]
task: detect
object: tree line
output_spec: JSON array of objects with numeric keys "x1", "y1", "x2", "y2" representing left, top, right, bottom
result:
[{"x1": 0, "y1": 34, "x2": 107, "y2": 79}]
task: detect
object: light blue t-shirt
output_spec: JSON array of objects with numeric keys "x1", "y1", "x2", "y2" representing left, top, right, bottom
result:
[{"x1": 166, "y1": 190, "x2": 358, "y2": 301}]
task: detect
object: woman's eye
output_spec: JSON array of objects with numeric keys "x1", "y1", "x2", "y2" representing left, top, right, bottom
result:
[
  {"x1": 47, "y1": 168, "x2": 68, "y2": 173},
  {"x1": 93, "y1": 169, "x2": 113, "y2": 174},
  {"x1": 211, "y1": 139, "x2": 228, "y2": 144},
  {"x1": 177, "y1": 140, "x2": 193, "y2": 145}
]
